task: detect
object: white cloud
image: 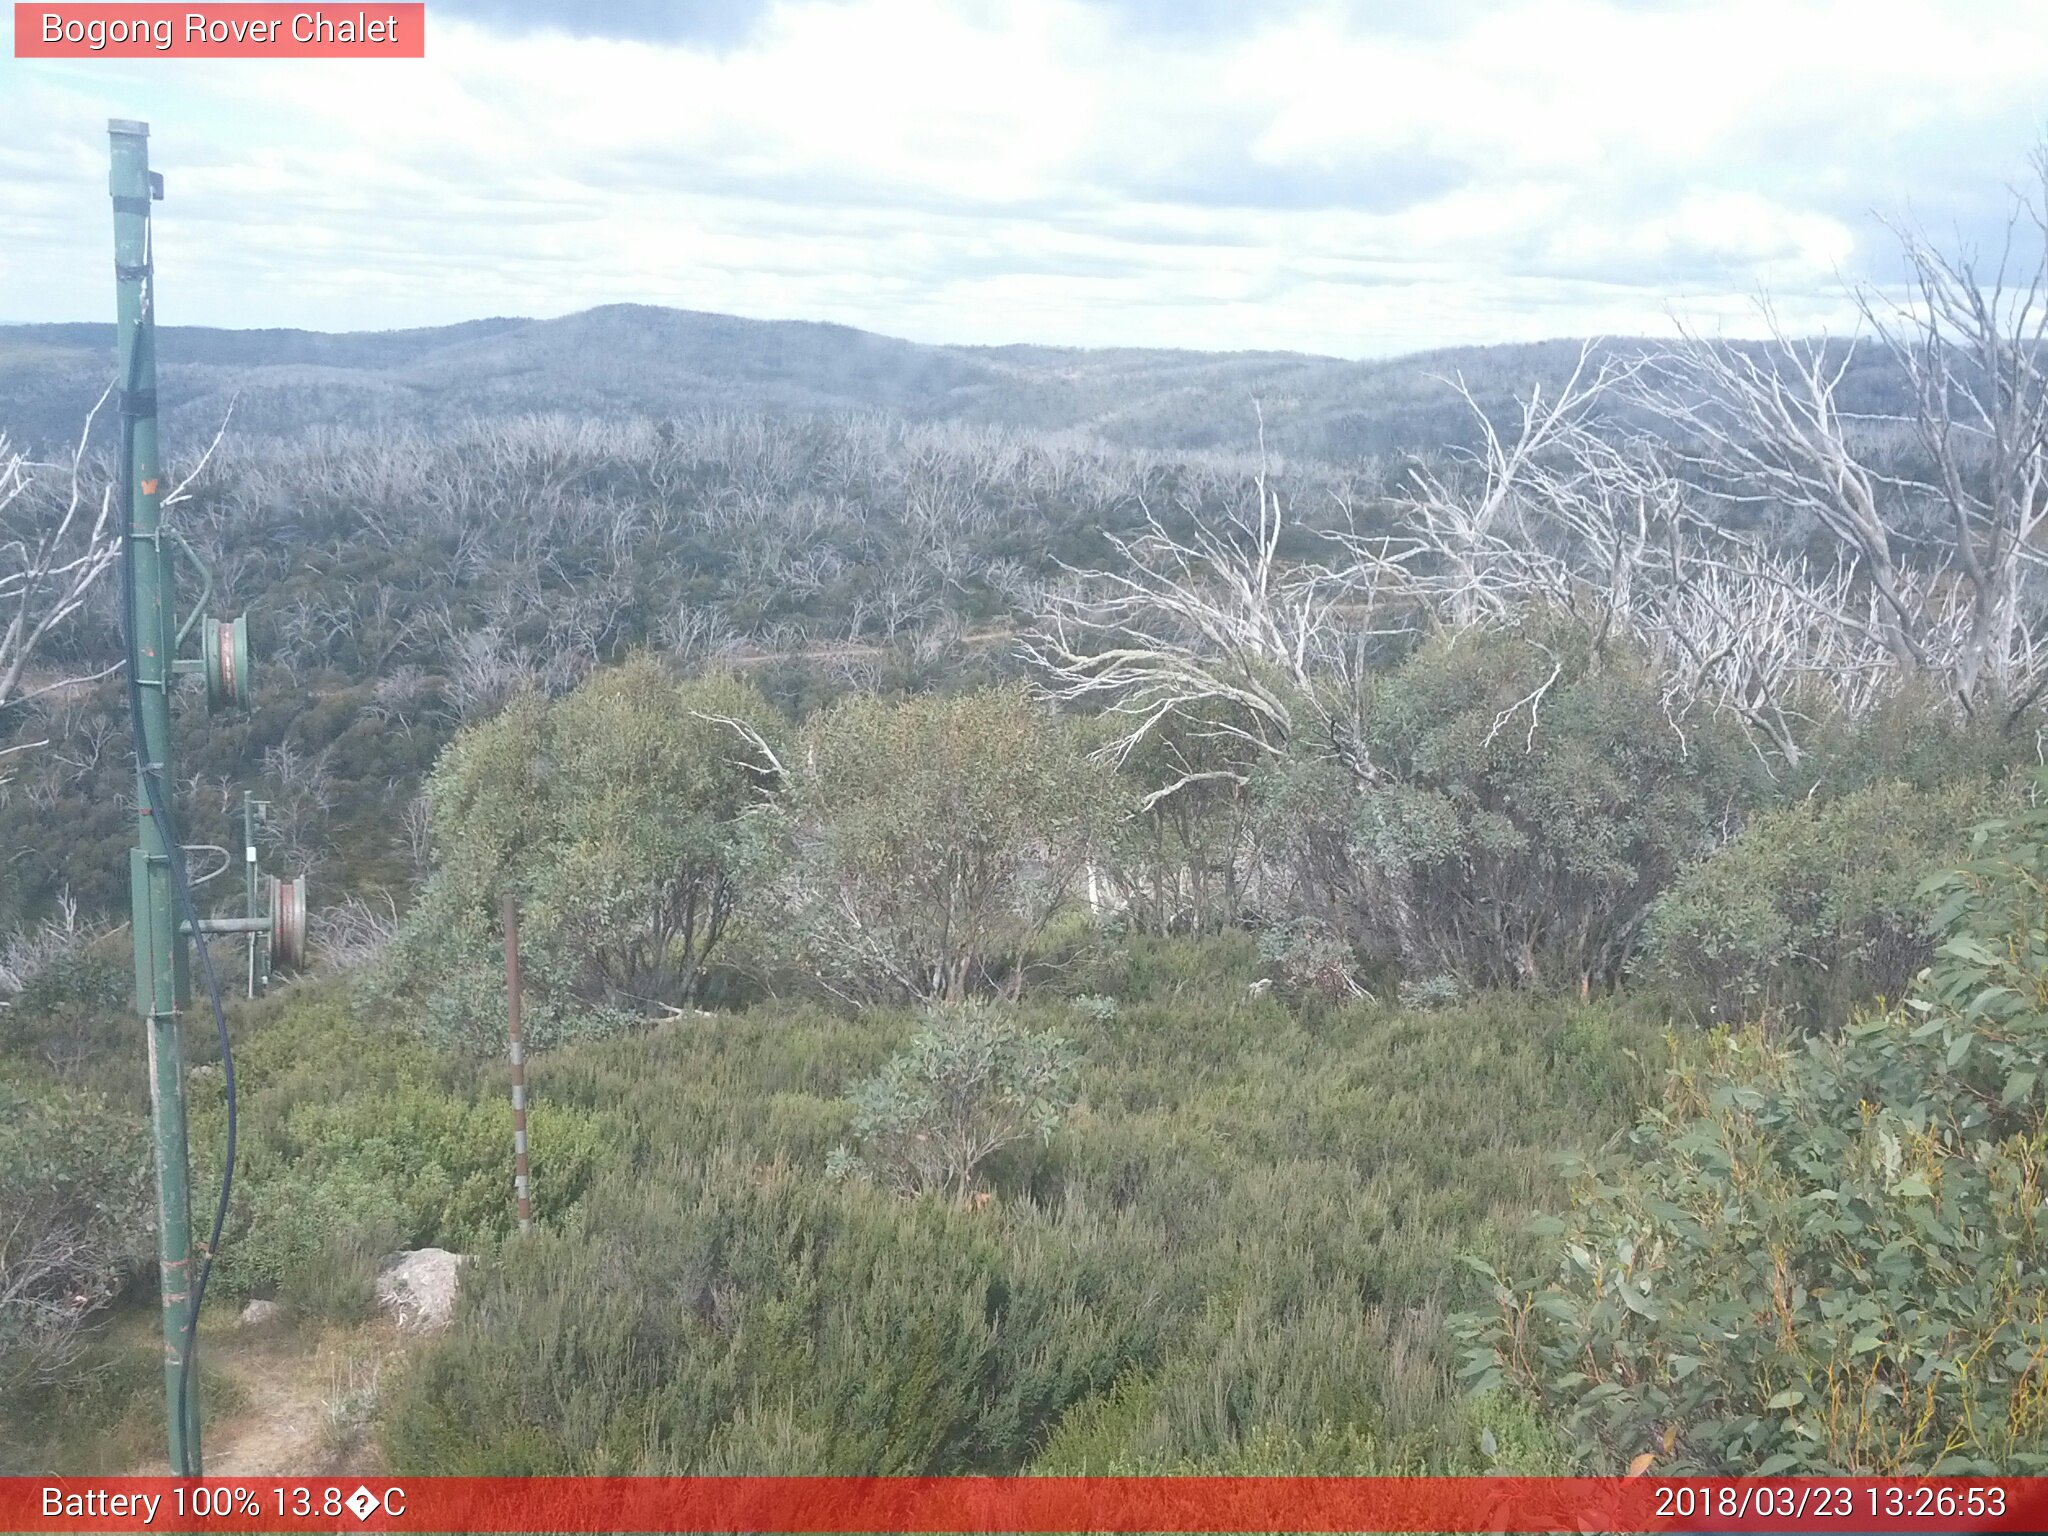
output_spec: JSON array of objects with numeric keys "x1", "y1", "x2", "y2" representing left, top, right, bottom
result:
[{"x1": 2, "y1": 0, "x2": 2045, "y2": 353}]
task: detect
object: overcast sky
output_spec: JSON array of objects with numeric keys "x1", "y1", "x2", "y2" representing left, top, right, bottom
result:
[{"x1": 3, "y1": 0, "x2": 2046, "y2": 356}]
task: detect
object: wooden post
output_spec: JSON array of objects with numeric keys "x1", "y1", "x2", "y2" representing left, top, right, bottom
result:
[{"x1": 503, "y1": 892, "x2": 533, "y2": 1236}]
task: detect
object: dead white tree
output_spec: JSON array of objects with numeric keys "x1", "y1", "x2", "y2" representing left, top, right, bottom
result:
[
  {"x1": 437, "y1": 620, "x2": 547, "y2": 723},
  {"x1": 1390, "y1": 341, "x2": 1643, "y2": 627},
  {"x1": 0, "y1": 399, "x2": 123, "y2": 740},
  {"x1": 1024, "y1": 453, "x2": 1416, "y2": 803},
  {"x1": 1034, "y1": 179, "x2": 2048, "y2": 784},
  {"x1": 1374, "y1": 343, "x2": 1954, "y2": 768},
  {"x1": 312, "y1": 892, "x2": 399, "y2": 971},
  {"x1": 1633, "y1": 326, "x2": 1944, "y2": 677},
  {"x1": 0, "y1": 893, "x2": 87, "y2": 1004},
  {"x1": 1647, "y1": 545, "x2": 1893, "y2": 767},
  {"x1": 397, "y1": 790, "x2": 434, "y2": 877},
  {"x1": 1027, "y1": 365, "x2": 1665, "y2": 803},
  {"x1": 1636, "y1": 154, "x2": 2048, "y2": 729},
  {"x1": 1427, "y1": 413, "x2": 1900, "y2": 767},
  {"x1": 1037, "y1": 362, "x2": 1907, "y2": 785},
  {"x1": 1864, "y1": 162, "x2": 2048, "y2": 719}
]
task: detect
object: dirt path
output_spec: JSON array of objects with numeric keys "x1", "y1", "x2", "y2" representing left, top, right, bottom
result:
[{"x1": 132, "y1": 1320, "x2": 408, "y2": 1477}]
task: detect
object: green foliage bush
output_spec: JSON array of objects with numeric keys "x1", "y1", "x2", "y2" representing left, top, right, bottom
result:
[
  {"x1": 185, "y1": 984, "x2": 621, "y2": 1314},
  {"x1": 1093, "y1": 706, "x2": 1261, "y2": 934},
  {"x1": 10, "y1": 942, "x2": 126, "y2": 1017},
  {"x1": 368, "y1": 659, "x2": 779, "y2": 1051},
  {"x1": 382, "y1": 1152, "x2": 1169, "y2": 1475},
  {"x1": 765, "y1": 686, "x2": 1122, "y2": 1003},
  {"x1": 833, "y1": 1004, "x2": 1079, "y2": 1200},
  {"x1": 1459, "y1": 789, "x2": 2048, "y2": 1473},
  {"x1": 1060, "y1": 928, "x2": 1265, "y2": 1004},
  {"x1": 0, "y1": 1075, "x2": 151, "y2": 1395},
  {"x1": 0, "y1": 930, "x2": 137, "y2": 1097},
  {"x1": 1642, "y1": 777, "x2": 2006, "y2": 1027},
  {"x1": 1253, "y1": 627, "x2": 1765, "y2": 992},
  {"x1": 1801, "y1": 684, "x2": 2042, "y2": 800},
  {"x1": 279, "y1": 1215, "x2": 405, "y2": 1325},
  {"x1": 1255, "y1": 918, "x2": 1369, "y2": 1003}
]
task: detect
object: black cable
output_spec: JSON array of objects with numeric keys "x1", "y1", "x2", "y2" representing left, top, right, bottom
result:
[{"x1": 117, "y1": 236, "x2": 237, "y2": 1473}]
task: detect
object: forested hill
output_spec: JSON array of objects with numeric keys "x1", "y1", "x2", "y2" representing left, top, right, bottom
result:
[{"x1": 0, "y1": 304, "x2": 1637, "y2": 460}]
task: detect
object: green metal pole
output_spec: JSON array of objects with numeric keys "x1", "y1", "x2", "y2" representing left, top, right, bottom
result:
[{"x1": 111, "y1": 117, "x2": 201, "y2": 1479}]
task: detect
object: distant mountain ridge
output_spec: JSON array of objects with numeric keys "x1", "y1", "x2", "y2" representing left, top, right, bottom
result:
[{"x1": 0, "y1": 302, "x2": 1795, "y2": 462}]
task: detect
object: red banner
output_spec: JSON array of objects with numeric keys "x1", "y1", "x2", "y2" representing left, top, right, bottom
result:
[
  {"x1": 12, "y1": 4, "x2": 424, "y2": 58},
  {"x1": 4, "y1": 1476, "x2": 2047, "y2": 1533}
]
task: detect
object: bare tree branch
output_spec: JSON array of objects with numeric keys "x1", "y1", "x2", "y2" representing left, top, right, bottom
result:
[{"x1": 0, "y1": 394, "x2": 124, "y2": 723}]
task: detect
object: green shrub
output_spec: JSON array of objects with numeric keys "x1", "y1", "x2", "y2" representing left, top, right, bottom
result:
[
  {"x1": 1397, "y1": 972, "x2": 1468, "y2": 1011},
  {"x1": 1255, "y1": 918, "x2": 1367, "y2": 1003},
  {"x1": 833, "y1": 1004, "x2": 1079, "y2": 1200},
  {"x1": 1093, "y1": 705, "x2": 1261, "y2": 935},
  {"x1": 1459, "y1": 787, "x2": 2048, "y2": 1473},
  {"x1": 765, "y1": 686, "x2": 1123, "y2": 1003},
  {"x1": 1063, "y1": 930, "x2": 1265, "y2": 1005},
  {"x1": 0, "y1": 1076, "x2": 151, "y2": 1397},
  {"x1": 382, "y1": 1153, "x2": 1165, "y2": 1475},
  {"x1": 278, "y1": 1213, "x2": 405, "y2": 1325},
  {"x1": 383, "y1": 967, "x2": 1661, "y2": 1476},
  {"x1": 0, "y1": 930, "x2": 137, "y2": 1098},
  {"x1": 11, "y1": 942, "x2": 126, "y2": 1016},
  {"x1": 368, "y1": 660, "x2": 780, "y2": 1052},
  {"x1": 185, "y1": 983, "x2": 621, "y2": 1303},
  {"x1": 1802, "y1": 684, "x2": 2040, "y2": 799},
  {"x1": 1642, "y1": 777, "x2": 2006, "y2": 1027},
  {"x1": 1253, "y1": 627, "x2": 1766, "y2": 992}
]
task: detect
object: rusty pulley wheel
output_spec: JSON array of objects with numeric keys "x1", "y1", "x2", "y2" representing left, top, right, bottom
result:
[
  {"x1": 204, "y1": 613, "x2": 251, "y2": 711},
  {"x1": 268, "y1": 873, "x2": 307, "y2": 970}
]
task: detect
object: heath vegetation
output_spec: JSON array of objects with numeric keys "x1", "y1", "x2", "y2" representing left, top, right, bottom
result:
[{"x1": 11, "y1": 154, "x2": 2048, "y2": 1477}]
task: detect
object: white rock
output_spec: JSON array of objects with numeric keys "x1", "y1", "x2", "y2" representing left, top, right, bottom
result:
[
  {"x1": 373, "y1": 1248, "x2": 469, "y2": 1332},
  {"x1": 238, "y1": 1298, "x2": 284, "y2": 1328}
]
